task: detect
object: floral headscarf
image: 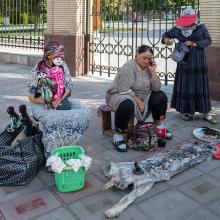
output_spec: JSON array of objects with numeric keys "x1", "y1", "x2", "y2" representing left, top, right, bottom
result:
[
  {"x1": 37, "y1": 41, "x2": 64, "y2": 73},
  {"x1": 43, "y1": 41, "x2": 64, "y2": 61}
]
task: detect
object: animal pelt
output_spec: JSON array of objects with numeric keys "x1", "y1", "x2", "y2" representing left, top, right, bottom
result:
[{"x1": 103, "y1": 141, "x2": 213, "y2": 218}]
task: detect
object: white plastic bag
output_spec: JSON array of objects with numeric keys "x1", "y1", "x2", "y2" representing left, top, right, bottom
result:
[
  {"x1": 65, "y1": 159, "x2": 82, "y2": 172},
  {"x1": 79, "y1": 155, "x2": 92, "y2": 171},
  {"x1": 46, "y1": 154, "x2": 66, "y2": 173}
]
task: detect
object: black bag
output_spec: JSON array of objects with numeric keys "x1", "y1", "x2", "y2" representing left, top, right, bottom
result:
[
  {"x1": 0, "y1": 130, "x2": 20, "y2": 146},
  {"x1": 0, "y1": 131, "x2": 46, "y2": 186},
  {"x1": 128, "y1": 122, "x2": 158, "y2": 151},
  {"x1": 171, "y1": 42, "x2": 189, "y2": 63}
]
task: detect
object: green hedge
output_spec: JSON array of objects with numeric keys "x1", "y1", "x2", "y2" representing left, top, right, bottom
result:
[{"x1": 9, "y1": 13, "x2": 34, "y2": 25}]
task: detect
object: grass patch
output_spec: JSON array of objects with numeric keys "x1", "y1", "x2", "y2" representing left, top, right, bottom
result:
[{"x1": 100, "y1": 27, "x2": 147, "y2": 33}]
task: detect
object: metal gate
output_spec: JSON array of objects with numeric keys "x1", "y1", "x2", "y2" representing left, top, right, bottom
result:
[
  {"x1": 87, "y1": 0, "x2": 199, "y2": 84},
  {"x1": 0, "y1": 0, "x2": 46, "y2": 50}
]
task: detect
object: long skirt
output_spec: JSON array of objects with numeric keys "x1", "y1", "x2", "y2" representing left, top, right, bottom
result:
[{"x1": 171, "y1": 48, "x2": 211, "y2": 114}]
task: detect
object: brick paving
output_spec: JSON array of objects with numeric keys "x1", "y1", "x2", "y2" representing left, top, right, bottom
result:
[{"x1": 0, "y1": 62, "x2": 220, "y2": 220}]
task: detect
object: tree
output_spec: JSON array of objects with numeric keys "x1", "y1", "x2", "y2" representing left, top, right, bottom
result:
[
  {"x1": 0, "y1": 0, "x2": 46, "y2": 26},
  {"x1": 100, "y1": 0, "x2": 199, "y2": 21},
  {"x1": 101, "y1": 0, "x2": 132, "y2": 20}
]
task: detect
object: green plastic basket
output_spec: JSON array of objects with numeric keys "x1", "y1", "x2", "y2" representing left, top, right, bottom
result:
[{"x1": 52, "y1": 145, "x2": 85, "y2": 193}]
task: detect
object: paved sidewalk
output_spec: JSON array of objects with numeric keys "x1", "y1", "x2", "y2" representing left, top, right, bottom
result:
[{"x1": 0, "y1": 62, "x2": 220, "y2": 220}]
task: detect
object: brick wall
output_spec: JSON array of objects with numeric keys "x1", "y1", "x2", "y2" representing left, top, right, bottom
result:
[
  {"x1": 200, "y1": 0, "x2": 220, "y2": 46},
  {"x1": 47, "y1": 0, "x2": 86, "y2": 36}
]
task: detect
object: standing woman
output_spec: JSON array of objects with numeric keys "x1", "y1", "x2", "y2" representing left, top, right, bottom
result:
[
  {"x1": 106, "y1": 45, "x2": 168, "y2": 152},
  {"x1": 162, "y1": 6, "x2": 217, "y2": 123}
]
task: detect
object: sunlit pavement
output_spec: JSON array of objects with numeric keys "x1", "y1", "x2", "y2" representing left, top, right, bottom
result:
[{"x1": 0, "y1": 62, "x2": 220, "y2": 220}]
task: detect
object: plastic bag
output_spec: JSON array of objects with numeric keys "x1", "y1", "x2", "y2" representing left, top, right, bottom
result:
[
  {"x1": 171, "y1": 42, "x2": 189, "y2": 63},
  {"x1": 0, "y1": 132, "x2": 46, "y2": 186}
]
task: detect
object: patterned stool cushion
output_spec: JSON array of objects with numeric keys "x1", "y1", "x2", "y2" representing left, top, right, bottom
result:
[{"x1": 31, "y1": 98, "x2": 91, "y2": 157}]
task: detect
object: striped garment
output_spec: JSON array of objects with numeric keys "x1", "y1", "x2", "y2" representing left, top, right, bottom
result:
[{"x1": 27, "y1": 61, "x2": 73, "y2": 96}]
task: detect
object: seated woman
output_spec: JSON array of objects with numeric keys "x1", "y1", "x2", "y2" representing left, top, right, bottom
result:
[
  {"x1": 106, "y1": 45, "x2": 168, "y2": 152},
  {"x1": 27, "y1": 41, "x2": 91, "y2": 157}
]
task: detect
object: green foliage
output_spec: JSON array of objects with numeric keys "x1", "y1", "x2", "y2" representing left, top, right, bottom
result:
[
  {"x1": 100, "y1": 0, "x2": 199, "y2": 20},
  {"x1": 20, "y1": 13, "x2": 29, "y2": 25},
  {"x1": 0, "y1": 0, "x2": 47, "y2": 25},
  {"x1": 161, "y1": 0, "x2": 198, "y2": 12},
  {"x1": 0, "y1": 16, "x2": 2, "y2": 24},
  {"x1": 101, "y1": 0, "x2": 131, "y2": 21}
]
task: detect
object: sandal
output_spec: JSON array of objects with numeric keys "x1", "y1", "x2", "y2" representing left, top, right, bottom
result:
[
  {"x1": 166, "y1": 129, "x2": 173, "y2": 140},
  {"x1": 116, "y1": 128, "x2": 128, "y2": 133},
  {"x1": 203, "y1": 114, "x2": 218, "y2": 124},
  {"x1": 213, "y1": 143, "x2": 220, "y2": 160},
  {"x1": 112, "y1": 138, "x2": 128, "y2": 152},
  {"x1": 182, "y1": 113, "x2": 194, "y2": 121}
]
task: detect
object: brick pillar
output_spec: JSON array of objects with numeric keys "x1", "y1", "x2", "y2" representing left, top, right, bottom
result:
[
  {"x1": 200, "y1": 0, "x2": 220, "y2": 100},
  {"x1": 45, "y1": 0, "x2": 87, "y2": 77},
  {"x1": 93, "y1": 0, "x2": 101, "y2": 31}
]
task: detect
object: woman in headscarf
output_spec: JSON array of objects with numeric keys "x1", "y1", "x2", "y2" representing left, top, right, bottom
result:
[
  {"x1": 27, "y1": 41, "x2": 91, "y2": 158},
  {"x1": 162, "y1": 6, "x2": 217, "y2": 123},
  {"x1": 106, "y1": 45, "x2": 169, "y2": 152},
  {"x1": 28, "y1": 40, "x2": 72, "y2": 111}
]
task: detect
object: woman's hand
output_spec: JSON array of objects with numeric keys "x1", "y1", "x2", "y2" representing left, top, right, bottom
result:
[
  {"x1": 185, "y1": 41, "x2": 193, "y2": 46},
  {"x1": 28, "y1": 95, "x2": 44, "y2": 104},
  {"x1": 148, "y1": 60, "x2": 157, "y2": 72},
  {"x1": 185, "y1": 41, "x2": 197, "y2": 47},
  {"x1": 134, "y1": 96, "x2": 145, "y2": 113},
  {"x1": 148, "y1": 60, "x2": 158, "y2": 79},
  {"x1": 164, "y1": 38, "x2": 173, "y2": 45},
  {"x1": 51, "y1": 97, "x2": 62, "y2": 109},
  {"x1": 138, "y1": 101, "x2": 145, "y2": 113}
]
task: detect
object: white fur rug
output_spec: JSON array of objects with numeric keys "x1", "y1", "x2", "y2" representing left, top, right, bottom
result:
[{"x1": 103, "y1": 141, "x2": 213, "y2": 218}]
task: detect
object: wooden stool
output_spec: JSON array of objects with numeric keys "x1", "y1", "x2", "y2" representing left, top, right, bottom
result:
[
  {"x1": 101, "y1": 110, "x2": 134, "y2": 140},
  {"x1": 101, "y1": 110, "x2": 112, "y2": 135}
]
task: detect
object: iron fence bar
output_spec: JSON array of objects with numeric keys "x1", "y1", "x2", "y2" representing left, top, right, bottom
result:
[
  {"x1": 0, "y1": 0, "x2": 45, "y2": 50},
  {"x1": 134, "y1": 0, "x2": 137, "y2": 53},
  {"x1": 99, "y1": 0, "x2": 102, "y2": 76},
  {"x1": 117, "y1": 1, "x2": 120, "y2": 70},
  {"x1": 131, "y1": 0, "x2": 134, "y2": 58},
  {"x1": 140, "y1": 0, "x2": 144, "y2": 45},
  {"x1": 87, "y1": 0, "x2": 199, "y2": 83},
  {"x1": 164, "y1": 0, "x2": 168, "y2": 85},
  {"x1": 126, "y1": 0, "x2": 129, "y2": 62},
  {"x1": 106, "y1": 0, "x2": 110, "y2": 77},
  {"x1": 84, "y1": 0, "x2": 89, "y2": 75}
]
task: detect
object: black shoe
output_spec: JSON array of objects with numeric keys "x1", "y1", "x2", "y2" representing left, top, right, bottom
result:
[
  {"x1": 112, "y1": 138, "x2": 128, "y2": 152},
  {"x1": 166, "y1": 129, "x2": 173, "y2": 140},
  {"x1": 115, "y1": 128, "x2": 128, "y2": 133}
]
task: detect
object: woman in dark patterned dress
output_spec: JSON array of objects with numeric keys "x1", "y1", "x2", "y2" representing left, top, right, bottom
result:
[{"x1": 162, "y1": 6, "x2": 217, "y2": 123}]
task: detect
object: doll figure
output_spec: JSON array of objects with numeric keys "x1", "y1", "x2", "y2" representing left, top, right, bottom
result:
[
  {"x1": 47, "y1": 56, "x2": 65, "y2": 100},
  {"x1": 35, "y1": 71, "x2": 54, "y2": 110},
  {"x1": 5, "y1": 106, "x2": 23, "y2": 133}
]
